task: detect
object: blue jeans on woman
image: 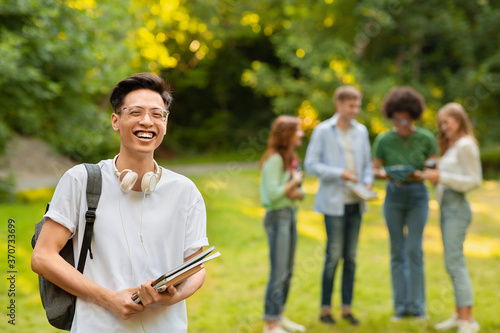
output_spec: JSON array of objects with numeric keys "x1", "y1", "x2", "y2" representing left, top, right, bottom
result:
[
  {"x1": 321, "y1": 204, "x2": 362, "y2": 309},
  {"x1": 384, "y1": 181, "x2": 428, "y2": 316},
  {"x1": 441, "y1": 189, "x2": 474, "y2": 307},
  {"x1": 263, "y1": 207, "x2": 297, "y2": 321}
]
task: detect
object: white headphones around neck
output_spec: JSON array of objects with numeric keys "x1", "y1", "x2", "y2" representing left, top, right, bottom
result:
[{"x1": 113, "y1": 155, "x2": 160, "y2": 193}]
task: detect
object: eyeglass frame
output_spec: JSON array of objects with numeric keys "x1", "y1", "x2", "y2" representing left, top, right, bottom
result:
[
  {"x1": 392, "y1": 118, "x2": 410, "y2": 126},
  {"x1": 117, "y1": 106, "x2": 170, "y2": 123}
]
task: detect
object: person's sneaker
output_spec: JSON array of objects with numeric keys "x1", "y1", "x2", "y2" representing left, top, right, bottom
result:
[
  {"x1": 263, "y1": 324, "x2": 289, "y2": 333},
  {"x1": 319, "y1": 314, "x2": 335, "y2": 324},
  {"x1": 390, "y1": 312, "x2": 407, "y2": 322},
  {"x1": 457, "y1": 319, "x2": 480, "y2": 333},
  {"x1": 342, "y1": 313, "x2": 360, "y2": 325},
  {"x1": 435, "y1": 313, "x2": 458, "y2": 330},
  {"x1": 280, "y1": 316, "x2": 306, "y2": 332},
  {"x1": 412, "y1": 313, "x2": 428, "y2": 321}
]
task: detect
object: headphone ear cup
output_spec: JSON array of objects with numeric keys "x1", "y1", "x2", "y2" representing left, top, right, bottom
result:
[
  {"x1": 141, "y1": 172, "x2": 158, "y2": 193},
  {"x1": 120, "y1": 170, "x2": 138, "y2": 193}
]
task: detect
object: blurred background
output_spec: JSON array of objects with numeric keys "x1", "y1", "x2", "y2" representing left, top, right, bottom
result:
[{"x1": 1, "y1": 0, "x2": 500, "y2": 196}]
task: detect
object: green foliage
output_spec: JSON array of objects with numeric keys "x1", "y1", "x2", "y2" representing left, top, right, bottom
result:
[
  {"x1": 129, "y1": 0, "x2": 278, "y2": 154},
  {"x1": 237, "y1": 0, "x2": 500, "y2": 141},
  {"x1": 480, "y1": 145, "x2": 500, "y2": 179},
  {"x1": 2, "y1": 0, "x2": 500, "y2": 162},
  {"x1": 0, "y1": 0, "x2": 134, "y2": 162},
  {"x1": 163, "y1": 36, "x2": 277, "y2": 153}
]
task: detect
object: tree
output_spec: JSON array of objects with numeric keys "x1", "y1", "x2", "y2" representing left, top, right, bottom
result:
[
  {"x1": 128, "y1": 0, "x2": 278, "y2": 154},
  {"x1": 0, "y1": 0, "x2": 135, "y2": 161},
  {"x1": 239, "y1": 0, "x2": 500, "y2": 143}
]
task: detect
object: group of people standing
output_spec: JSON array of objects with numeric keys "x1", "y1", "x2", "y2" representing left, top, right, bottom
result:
[{"x1": 259, "y1": 85, "x2": 482, "y2": 333}]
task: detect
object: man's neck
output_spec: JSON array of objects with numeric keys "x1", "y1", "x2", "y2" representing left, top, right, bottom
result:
[
  {"x1": 336, "y1": 116, "x2": 351, "y2": 130},
  {"x1": 116, "y1": 150, "x2": 155, "y2": 175}
]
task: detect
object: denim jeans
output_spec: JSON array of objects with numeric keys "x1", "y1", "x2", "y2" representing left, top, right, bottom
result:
[
  {"x1": 384, "y1": 181, "x2": 428, "y2": 316},
  {"x1": 263, "y1": 207, "x2": 297, "y2": 321},
  {"x1": 441, "y1": 189, "x2": 474, "y2": 307},
  {"x1": 321, "y1": 204, "x2": 362, "y2": 309}
]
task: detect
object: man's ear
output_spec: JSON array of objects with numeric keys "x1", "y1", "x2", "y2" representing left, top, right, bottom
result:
[
  {"x1": 111, "y1": 113, "x2": 120, "y2": 132},
  {"x1": 334, "y1": 100, "x2": 342, "y2": 111}
]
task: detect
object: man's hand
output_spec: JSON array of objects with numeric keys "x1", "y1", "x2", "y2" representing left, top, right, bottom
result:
[
  {"x1": 342, "y1": 169, "x2": 358, "y2": 182},
  {"x1": 137, "y1": 280, "x2": 179, "y2": 307},
  {"x1": 136, "y1": 256, "x2": 206, "y2": 308},
  {"x1": 102, "y1": 288, "x2": 145, "y2": 320}
]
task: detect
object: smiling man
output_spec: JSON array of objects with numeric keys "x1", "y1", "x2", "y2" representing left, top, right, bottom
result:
[
  {"x1": 305, "y1": 85, "x2": 373, "y2": 326},
  {"x1": 32, "y1": 73, "x2": 208, "y2": 332}
]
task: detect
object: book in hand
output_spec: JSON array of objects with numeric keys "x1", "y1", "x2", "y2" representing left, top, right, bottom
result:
[
  {"x1": 132, "y1": 246, "x2": 221, "y2": 304},
  {"x1": 346, "y1": 182, "x2": 378, "y2": 201},
  {"x1": 384, "y1": 165, "x2": 415, "y2": 182}
]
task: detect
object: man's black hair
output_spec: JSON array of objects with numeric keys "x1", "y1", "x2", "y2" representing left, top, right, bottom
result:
[{"x1": 110, "y1": 73, "x2": 173, "y2": 112}]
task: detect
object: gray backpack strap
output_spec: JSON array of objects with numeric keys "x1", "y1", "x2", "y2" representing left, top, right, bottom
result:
[{"x1": 77, "y1": 164, "x2": 102, "y2": 273}]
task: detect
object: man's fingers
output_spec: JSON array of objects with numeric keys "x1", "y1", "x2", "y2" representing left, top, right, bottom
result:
[{"x1": 166, "y1": 285, "x2": 177, "y2": 295}]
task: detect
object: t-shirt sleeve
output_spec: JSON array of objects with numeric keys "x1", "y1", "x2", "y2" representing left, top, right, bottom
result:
[
  {"x1": 43, "y1": 165, "x2": 86, "y2": 236},
  {"x1": 425, "y1": 131, "x2": 439, "y2": 157},
  {"x1": 183, "y1": 188, "x2": 208, "y2": 258}
]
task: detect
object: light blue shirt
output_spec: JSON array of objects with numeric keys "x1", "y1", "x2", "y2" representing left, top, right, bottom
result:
[{"x1": 305, "y1": 114, "x2": 374, "y2": 216}]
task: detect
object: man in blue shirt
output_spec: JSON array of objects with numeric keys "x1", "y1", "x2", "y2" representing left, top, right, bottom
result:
[{"x1": 305, "y1": 86, "x2": 373, "y2": 326}]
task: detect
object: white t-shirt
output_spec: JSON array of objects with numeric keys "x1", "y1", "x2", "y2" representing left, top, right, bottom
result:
[
  {"x1": 44, "y1": 159, "x2": 208, "y2": 333},
  {"x1": 338, "y1": 127, "x2": 358, "y2": 204}
]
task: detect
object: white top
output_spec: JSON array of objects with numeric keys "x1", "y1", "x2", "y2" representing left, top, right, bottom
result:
[
  {"x1": 44, "y1": 159, "x2": 208, "y2": 333},
  {"x1": 435, "y1": 136, "x2": 482, "y2": 203},
  {"x1": 338, "y1": 127, "x2": 358, "y2": 204}
]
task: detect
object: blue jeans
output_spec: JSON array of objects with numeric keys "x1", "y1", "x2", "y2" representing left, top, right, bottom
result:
[
  {"x1": 384, "y1": 181, "x2": 428, "y2": 316},
  {"x1": 263, "y1": 207, "x2": 297, "y2": 321},
  {"x1": 441, "y1": 189, "x2": 474, "y2": 307},
  {"x1": 321, "y1": 204, "x2": 362, "y2": 309}
]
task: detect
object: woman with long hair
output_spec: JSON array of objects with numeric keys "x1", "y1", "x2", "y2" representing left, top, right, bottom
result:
[
  {"x1": 422, "y1": 103, "x2": 482, "y2": 333},
  {"x1": 260, "y1": 115, "x2": 306, "y2": 333}
]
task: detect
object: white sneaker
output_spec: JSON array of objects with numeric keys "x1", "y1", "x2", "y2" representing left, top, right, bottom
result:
[
  {"x1": 263, "y1": 324, "x2": 289, "y2": 333},
  {"x1": 457, "y1": 319, "x2": 480, "y2": 333},
  {"x1": 435, "y1": 313, "x2": 458, "y2": 330},
  {"x1": 280, "y1": 316, "x2": 306, "y2": 332}
]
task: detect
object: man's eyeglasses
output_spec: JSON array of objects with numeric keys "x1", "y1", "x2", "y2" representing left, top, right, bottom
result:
[{"x1": 119, "y1": 106, "x2": 169, "y2": 123}]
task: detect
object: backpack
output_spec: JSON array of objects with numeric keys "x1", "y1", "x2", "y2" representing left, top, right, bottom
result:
[{"x1": 31, "y1": 163, "x2": 102, "y2": 331}]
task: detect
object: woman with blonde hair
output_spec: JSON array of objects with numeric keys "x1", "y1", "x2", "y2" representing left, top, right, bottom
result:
[
  {"x1": 422, "y1": 102, "x2": 482, "y2": 333},
  {"x1": 260, "y1": 115, "x2": 306, "y2": 333}
]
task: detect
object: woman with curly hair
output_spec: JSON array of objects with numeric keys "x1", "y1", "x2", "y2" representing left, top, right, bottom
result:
[
  {"x1": 260, "y1": 115, "x2": 306, "y2": 333},
  {"x1": 372, "y1": 87, "x2": 439, "y2": 321}
]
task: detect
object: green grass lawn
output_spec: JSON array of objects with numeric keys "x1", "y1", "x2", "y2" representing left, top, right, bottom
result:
[{"x1": 1, "y1": 169, "x2": 499, "y2": 332}]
